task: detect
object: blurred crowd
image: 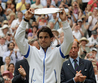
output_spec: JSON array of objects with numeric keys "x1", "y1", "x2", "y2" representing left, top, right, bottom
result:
[{"x1": 0, "y1": 0, "x2": 98, "y2": 83}]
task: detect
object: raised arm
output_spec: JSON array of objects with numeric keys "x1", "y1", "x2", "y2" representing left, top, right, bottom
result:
[
  {"x1": 15, "y1": 8, "x2": 34, "y2": 55},
  {"x1": 59, "y1": 9, "x2": 74, "y2": 57}
]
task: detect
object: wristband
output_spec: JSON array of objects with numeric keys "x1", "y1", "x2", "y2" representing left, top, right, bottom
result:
[{"x1": 24, "y1": 18, "x2": 29, "y2": 22}]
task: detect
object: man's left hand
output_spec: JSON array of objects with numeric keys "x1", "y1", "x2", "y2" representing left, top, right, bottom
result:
[
  {"x1": 79, "y1": 76, "x2": 86, "y2": 82},
  {"x1": 18, "y1": 65, "x2": 26, "y2": 77}
]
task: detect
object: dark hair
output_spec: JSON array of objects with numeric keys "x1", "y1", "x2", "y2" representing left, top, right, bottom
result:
[
  {"x1": 37, "y1": 26, "x2": 54, "y2": 38},
  {"x1": 32, "y1": 21, "x2": 38, "y2": 25},
  {"x1": 32, "y1": 26, "x2": 38, "y2": 31},
  {"x1": 11, "y1": 3, "x2": 16, "y2": 12},
  {"x1": 11, "y1": 0, "x2": 16, "y2": 5},
  {"x1": 7, "y1": 42, "x2": 15, "y2": 48},
  {"x1": 7, "y1": 63, "x2": 14, "y2": 71},
  {"x1": 0, "y1": 5, "x2": 5, "y2": 16}
]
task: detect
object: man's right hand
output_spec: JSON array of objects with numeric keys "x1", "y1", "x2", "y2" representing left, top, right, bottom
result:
[
  {"x1": 74, "y1": 70, "x2": 86, "y2": 82},
  {"x1": 59, "y1": 8, "x2": 66, "y2": 21},
  {"x1": 25, "y1": 8, "x2": 34, "y2": 20}
]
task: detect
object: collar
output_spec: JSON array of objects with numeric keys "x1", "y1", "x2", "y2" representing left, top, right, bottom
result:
[
  {"x1": 69, "y1": 56, "x2": 79, "y2": 64},
  {"x1": 39, "y1": 45, "x2": 55, "y2": 57}
]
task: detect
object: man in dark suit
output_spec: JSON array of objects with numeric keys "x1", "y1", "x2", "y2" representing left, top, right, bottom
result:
[
  {"x1": 0, "y1": 57, "x2": 3, "y2": 68},
  {"x1": 61, "y1": 40, "x2": 96, "y2": 83},
  {"x1": 12, "y1": 59, "x2": 29, "y2": 83}
]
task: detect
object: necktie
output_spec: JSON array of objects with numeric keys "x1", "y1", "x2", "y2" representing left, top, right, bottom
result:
[{"x1": 73, "y1": 59, "x2": 79, "y2": 71}]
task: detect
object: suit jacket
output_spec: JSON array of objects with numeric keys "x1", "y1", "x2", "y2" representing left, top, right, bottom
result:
[
  {"x1": 61, "y1": 58, "x2": 96, "y2": 83},
  {"x1": 12, "y1": 59, "x2": 29, "y2": 83},
  {"x1": 0, "y1": 57, "x2": 4, "y2": 67}
]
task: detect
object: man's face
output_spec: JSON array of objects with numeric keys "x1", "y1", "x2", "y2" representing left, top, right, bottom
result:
[
  {"x1": 3, "y1": 28, "x2": 8, "y2": 34},
  {"x1": 38, "y1": 32, "x2": 53, "y2": 50},
  {"x1": 9, "y1": 43, "x2": 14, "y2": 50},
  {"x1": 92, "y1": 50, "x2": 97, "y2": 55},
  {"x1": 69, "y1": 41, "x2": 79, "y2": 59},
  {"x1": 78, "y1": 22, "x2": 82, "y2": 26},
  {"x1": 74, "y1": 25, "x2": 79, "y2": 30},
  {"x1": 26, "y1": 4, "x2": 30, "y2": 10},
  {"x1": 47, "y1": 0, "x2": 51, "y2": 6},
  {"x1": 18, "y1": 12, "x2": 23, "y2": 19},
  {"x1": 6, "y1": 34, "x2": 11, "y2": 41},
  {"x1": 93, "y1": 34, "x2": 97, "y2": 39},
  {"x1": 0, "y1": 37, "x2": 5, "y2": 44},
  {"x1": 53, "y1": 13, "x2": 57, "y2": 18},
  {"x1": 81, "y1": 40, "x2": 87, "y2": 46}
]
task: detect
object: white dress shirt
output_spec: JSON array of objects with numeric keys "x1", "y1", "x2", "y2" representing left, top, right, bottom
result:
[
  {"x1": 3, "y1": 50, "x2": 23, "y2": 65},
  {"x1": 0, "y1": 44, "x2": 7, "y2": 57}
]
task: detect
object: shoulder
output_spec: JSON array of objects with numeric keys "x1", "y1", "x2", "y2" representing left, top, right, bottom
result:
[
  {"x1": 80, "y1": 58, "x2": 92, "y2": 65},
  {"x1": 15, "y1": 59, "x2": 28, "y2": 67},
  {"x1": 62, "y1": 60, "x2": 69, "y2": 67},
  {"x1": 1, "y1": 65, "x2": 4, "y2": 68},
  {"x1": 81, "y1": 58, "x2": 90, "y2": 62},
  {"x1": 87, "y1": 37, "x2": 92, "y2": 41},
  {"x1": 12, "y1": 19, "x2": 17, "y2": 23},
  {"x1": 16, "y1": 59, "x2": 27, "y2": 64}
]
